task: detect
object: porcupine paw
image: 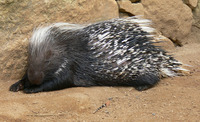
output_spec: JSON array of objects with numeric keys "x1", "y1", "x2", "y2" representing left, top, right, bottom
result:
[{"x1": 9, "y1": 81, "x2": 24, "y2": 92}]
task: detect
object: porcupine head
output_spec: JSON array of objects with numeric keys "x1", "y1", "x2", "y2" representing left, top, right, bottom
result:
[
  {"x1": 27, "y1": 26, "x2": 55, "y2": 85},
  {"x1": 26, "y1": 23, "x2": 79, "y2": 86}
]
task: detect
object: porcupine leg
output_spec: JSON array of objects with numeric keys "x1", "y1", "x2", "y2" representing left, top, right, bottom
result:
[
  {"x1": 134, "y1": 73, "x2": 160, "y2": 91},
  {"x1": 23, "y1": 81, "x2": 55, "y2": 93},
  {"x1": 9, "y1": 73, "x2": 28, "y2": 92},
  {"x1": 23, "y1": 80, "x2": 72, "y2": 93}
]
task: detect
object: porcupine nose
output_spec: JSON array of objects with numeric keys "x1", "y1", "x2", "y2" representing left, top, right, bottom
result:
[{"x1": 28, "y1": 70, "x2": 44, "y2": 85}]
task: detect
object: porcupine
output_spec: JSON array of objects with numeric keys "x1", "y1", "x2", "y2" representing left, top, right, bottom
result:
[{"x1": 9, "y1": 16, "x2": 187, "y2": 93}]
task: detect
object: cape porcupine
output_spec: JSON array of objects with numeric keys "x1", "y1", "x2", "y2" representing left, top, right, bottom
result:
[{"x1": 9, "y1": 17, "x2": 187, "y2": 93}]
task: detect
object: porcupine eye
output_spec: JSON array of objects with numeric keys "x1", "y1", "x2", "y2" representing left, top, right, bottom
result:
[
  {"x1": 44, "y1": 50, "x2": 52, "y2": 66},
  {"x1": 45, "y1": 60, "x2": 50, "y2": 64}
]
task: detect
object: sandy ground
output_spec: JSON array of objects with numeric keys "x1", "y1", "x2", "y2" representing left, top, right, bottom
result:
[{"x1": 0, "y1": 43, "x2": 200, "y2": 122}]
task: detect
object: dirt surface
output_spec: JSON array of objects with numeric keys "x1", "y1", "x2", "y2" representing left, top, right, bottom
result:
[{"x1": 0, "y1": 43, "x2": 200, "y2": 121}]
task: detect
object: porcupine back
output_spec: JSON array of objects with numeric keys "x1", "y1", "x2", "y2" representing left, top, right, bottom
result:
[{"x1": 80, "y1": 17, "x2": 185, "y2": 87}]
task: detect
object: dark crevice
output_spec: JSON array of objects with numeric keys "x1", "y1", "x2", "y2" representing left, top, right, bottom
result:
[{"x1": 169, "y1": 37, "x2": 183, "y2": 47}]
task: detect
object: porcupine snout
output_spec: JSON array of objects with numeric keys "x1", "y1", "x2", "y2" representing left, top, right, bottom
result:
[{"x1": 27, "y1": 67, "x2": 45, "y2": 85}]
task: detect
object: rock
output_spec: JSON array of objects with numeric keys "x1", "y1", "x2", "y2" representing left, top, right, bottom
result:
[
  {"x1": 0, "y1": 0, "x2": 119, "y2": 80},
  {"x1": 183, "y1": 0, "x2": 198, "y2": 9},
  {"x1": 152, "y1": 32, "x2": 175, "y2": 51},
  {"x1": 117, "y1": 0, "x2": 144, "y2": 16},
  {"x1": 141, "y1": 0, "x2": 193, "y2": 44},
  {"x1": 181, "y1": 1, "x2": 200, "y2": 44},
  {"x1": 0, "y1": 38, "x2": 28, "y2": 80},
  {"x1": 193, "y1": 0, "x2": 200, "y2": 19}
]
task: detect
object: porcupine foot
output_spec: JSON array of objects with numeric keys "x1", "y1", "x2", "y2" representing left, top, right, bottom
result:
[
  {"x1": 9, "y1": 74, "x2": 27, "y2": 92},
  {"x1": 10, "y1": 80, "x2": 24, "y2": 92}
]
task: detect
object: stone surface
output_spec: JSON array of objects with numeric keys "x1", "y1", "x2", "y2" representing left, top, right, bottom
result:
[
  {"x1": 0, "y1": 0, "x2": 119, "y2": 80},
  {"x1": 183, "y1": 0, "x2": 198, "y2": 9},
  {"x1": 193, "y1": 0, "x2": 200, "y2": 21},
  {"x1": 141, "y1": 0, "x2": 193, "y2": 44},
  {"x1": 117, "y1": 0, "x2": 144, "y2": 16},
  {"x1": 181, "y1": 0, "x2": 200, "y2": 44},
  {"x1": 0, "y1": 38, "x2": 28, "y2": 80}
]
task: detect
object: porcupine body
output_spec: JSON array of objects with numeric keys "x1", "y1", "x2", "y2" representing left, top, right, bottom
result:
[{"x1": 10, "y1": 17, "x2": 186, "y2": 93}]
